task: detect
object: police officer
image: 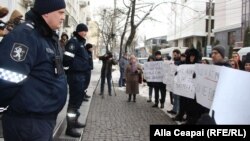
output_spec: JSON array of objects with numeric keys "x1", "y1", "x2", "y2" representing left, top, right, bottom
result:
[
  {"x1": 85, "y1": 43, "x2": 94, "y2": 95},
  {"x1": 0, "y1": 0, "x2": 67, "y2": 140},
  {"x1": 63, "y1": 23, "x2": 90, "y2": 137}
]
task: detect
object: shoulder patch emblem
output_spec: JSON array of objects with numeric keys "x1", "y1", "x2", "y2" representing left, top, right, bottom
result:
[{"x1": 10, "y1": 43, "x2": 29, "y2": 62}]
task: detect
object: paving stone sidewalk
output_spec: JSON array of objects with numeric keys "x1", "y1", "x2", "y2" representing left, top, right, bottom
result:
[{"x1": 81, "y1": 85, "x2": 176, "y2": 141}]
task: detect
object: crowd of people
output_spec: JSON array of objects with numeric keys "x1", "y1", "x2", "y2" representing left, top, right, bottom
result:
[
  {"x1": 0, "y1": 0, "x2": 250, "y2": 140},
  {"x1": 117, "y1": 45, "x2": 250, "y2": 125}
]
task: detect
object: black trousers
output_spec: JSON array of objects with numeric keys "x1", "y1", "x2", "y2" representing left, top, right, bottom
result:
[
  {"x1": 67, "y1": 72, "x2": 88, "y2": 110},
  {"x1": 154, "y1": 86, "x2": 166, "y2": 104}
]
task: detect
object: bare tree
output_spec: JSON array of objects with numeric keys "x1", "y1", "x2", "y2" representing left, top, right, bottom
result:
[
  {"x1": 97, "y1": 7, "x2": 127, "y2": 53},
  {"x1": 118, "y1": 1, "x2": 131, "y2": 59},
  {"x1": 124, "y1": 0, "x2": 164, "y2": 53}
]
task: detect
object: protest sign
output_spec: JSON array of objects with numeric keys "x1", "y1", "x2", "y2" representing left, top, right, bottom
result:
[
  {"x1": 143, "y1": 61, "x2": 164, "y2": 82},
  {"x1": 210, "y1": 67, "x2": 250, "y2": 124},
  {"x1": 173, "y1": 64, "x2": 195, "y2": 99},
  {"x1": 164, "y1": 64, "x2": 177, "y2": 92},
  {"x1": 195, "y1": 64, "x2": 221, "y2": 109}
]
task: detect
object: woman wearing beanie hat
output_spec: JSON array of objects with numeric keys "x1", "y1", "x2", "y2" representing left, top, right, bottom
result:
[{"x1": 0, "y1": 0, "x2": 67, "y2": 141}]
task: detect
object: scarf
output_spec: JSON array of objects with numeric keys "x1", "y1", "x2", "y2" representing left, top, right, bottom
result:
[{"x1": 131, "y1": 62, "x2": 137, "y2": 73}]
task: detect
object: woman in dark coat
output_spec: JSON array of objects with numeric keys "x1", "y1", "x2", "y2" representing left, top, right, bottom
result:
[{"x1": 125, "y1": 55, "x2": 142, "y2": 102}]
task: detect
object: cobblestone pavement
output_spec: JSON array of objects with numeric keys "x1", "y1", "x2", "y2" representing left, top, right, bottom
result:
[{"x1": 81, "y1": 85, "x2": 175, "y2": 141}]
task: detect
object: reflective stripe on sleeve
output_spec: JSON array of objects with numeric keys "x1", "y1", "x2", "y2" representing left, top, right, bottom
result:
[
  {"x1": 0, "y1": 68, "x2": 27, "y2": 83},
  {"x1": 63, "y1": 67, "x2": 69, "y2": 70},
  {"x1": 64, "y1": 51, "x2": 75, "y2": 58},
  {"x1": 0, "y1": 106, "x2": 8, "y2": 112},
  {"x1": 67, "y1": 113, "x2": 76, "y2": 118}
]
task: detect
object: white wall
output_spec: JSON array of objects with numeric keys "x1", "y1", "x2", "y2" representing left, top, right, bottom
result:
[
  {"x1": 214, "y1": 0, "x2": 242, "y2": 32},
  {"x1": 167, "y1": 0, "x2": 208, "y2": 41}
]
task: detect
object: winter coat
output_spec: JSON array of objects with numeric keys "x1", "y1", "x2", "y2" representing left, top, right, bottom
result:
[
  {"x1": 119, "y1": 56, "x2": 129, "y2": 70},
  {"x1": 125, "y1": 63, "x2": 142, "y2": 94},
  {"x1": 0, "y1": 9, "x2": 67, "y2": 115},
  {"x1": 63, "y1": 33, "x2": 91, "y2": 73}
]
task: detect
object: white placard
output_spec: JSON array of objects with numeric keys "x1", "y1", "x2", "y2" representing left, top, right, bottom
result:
[
  {"x1": 195, "y1": 64, "x2": 221, "y2": 109},
  {"x1": 164, "y1": 64, "x2": 177, "y2": 92},
  {"x1": 143, "y1": 61, "x2": 164, "y2": 82},
  {"x1": 210, "y1": 67, "x2": 250, "y2": 124},
  {"x1": 173, "y1": 64, "x2": 195, "y2": 99}
]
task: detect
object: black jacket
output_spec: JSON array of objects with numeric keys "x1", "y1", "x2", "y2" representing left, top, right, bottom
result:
[
  {"x1": 99, "y1": 55, "x2": 117, "y2": 77},
  {"x1": 63, "y1": 32, "x2": 91, "y2": 73},
  {"x1": 0, "y1": 9, "x2": 67, "y2": 116}
]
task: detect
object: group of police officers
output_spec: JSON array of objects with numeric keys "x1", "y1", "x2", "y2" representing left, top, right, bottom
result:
[{"x1": 0, "y1": 0, "x2": 93, "y2": 140}]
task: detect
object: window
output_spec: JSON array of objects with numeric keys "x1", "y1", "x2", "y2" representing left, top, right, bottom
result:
[
  {"x1": 205, "y1": 19, "x2": 214, "y2": 32},
  {"x1": 152, "y1": 39, "x2": 157, "y2": 44},
  {"x1": 206, "y1": 2, "x2": 215, "y2": 16},
  {"x1": 228, "y1": 31, "x2": 236, "y2": 46}
]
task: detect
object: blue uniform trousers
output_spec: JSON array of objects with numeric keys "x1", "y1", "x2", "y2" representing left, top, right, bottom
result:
[{"x1": 2, "y1": 113, "x2": 56, "y2": 141}]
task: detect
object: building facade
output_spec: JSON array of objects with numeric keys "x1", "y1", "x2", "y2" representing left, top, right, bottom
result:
[
  {"x1": 166, "y1": 0, "x2": 215, "y2": 56},
  {"x1": 214, "y1": 0, "x2": 242, "y2": 56}
]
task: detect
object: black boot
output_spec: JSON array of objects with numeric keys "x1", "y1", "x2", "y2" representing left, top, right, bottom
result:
[
  {"x1": 85, "y1": 94, "x2": 91, "y2": 98},
  {"x1": 84, "y1": 90, "x2": 91, "y2": 98},
  {"x1": 152, "y1": 103, "x2": 158, "y2": 108},
  {"x1": 160, "y1": 103, "x2": 164, "y2": 109},
  {"x1": 65, "y1": 115, "x2": 81, "y2": 137},
  {"x1": 66, "y1": 127, "x2": 81, "y2": 137},
  {"x1": 128, "y1": 94, "x2": 131, "y2": 102},
  {"x1": 74, "y1": 114, "x2": 86, "y2": 128},
  {"x1": 133, "y1": 94, "x2": 136, "y2": 102}
]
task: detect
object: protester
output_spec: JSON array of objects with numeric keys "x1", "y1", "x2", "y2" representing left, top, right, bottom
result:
[
  {"x1": 152, "y1": 51, "x2": 166, "y2": 109},
  {"x1": 197, "y1": 46, "x2": 232, "y2": 125},
  {"x1": 59, "y1": 32, "x2": 69, "y2": 51},
  {"x1": 146, "y1": 55, "x2": 155, "y2": 102},
  {"x1": 63, "y1": 23, "x2": 90, "y2": 137},
  {"x1": 229, "y1": 59, "x2": 239, "y2": 69},
  {"x1": 201, "y1": 59, "x2": 210, "y2": 64},
  {"x1": 0, "y1": 0, "x2": 67, "y2": 140},
  {"x1": 125, "y1": 55, "x2": 142, "y2": 102},
  {"x1": 99, "y1": 51, "x2": 117, "y2": 96},
  {"x1": 232, "y1": 52, "x2": 244, "y2": 70},
  {"x1": 119, "y1": 52, "x2": 129, "y2": 87},
  {"x1": 167, "y1": 49, "x2": 181, "y2": 115},
  {"x1": 211, "y1": 45, "x2": 231, "y2": 67},
  {"x1": 244, "y1": 52, "x2": 250, "y2": 72},
  {"x1": 180, "y1": 53, "x2": 186, "y2": 63}
]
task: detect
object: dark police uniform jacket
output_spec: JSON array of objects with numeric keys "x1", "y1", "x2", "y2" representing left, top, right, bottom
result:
[
  {"x1": 0, "y1": 10, "x2": 67, "y2": 117},
  {"x1": 63, "y1": 33, "x2": 91, "y2": 73}
]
